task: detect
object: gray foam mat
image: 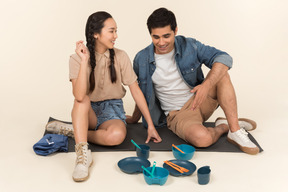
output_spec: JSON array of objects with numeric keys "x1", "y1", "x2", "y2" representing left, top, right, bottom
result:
[{"x1": 45, "y1": 117, "x2": 263, "y2": 153}]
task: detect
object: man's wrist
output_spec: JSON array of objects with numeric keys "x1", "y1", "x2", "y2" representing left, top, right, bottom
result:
[{"x1": 203, "y1": 79, "x2": 213, "y2": 89}]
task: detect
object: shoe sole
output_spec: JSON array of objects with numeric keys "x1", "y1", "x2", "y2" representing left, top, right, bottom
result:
[
  {"x1": 72, "y1": 160, "x2": 94, "y2": 182},
  {"x1": 215, "y1": 117, "x2": 257, "y2": 131},
  {"x1": 227, "y1": 137, "x2": 259, "y2": 155}
]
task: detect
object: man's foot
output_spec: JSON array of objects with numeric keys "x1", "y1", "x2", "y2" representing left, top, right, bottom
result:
[
  {"x1": 215, "y1": 117, "x2": 257, "y2": 131},
  {"x1": 227, "y1": 128, "x2": 259, "y2": 155},
  {"x1": 45, "y1": 120, "x2": 74, "y2": 138}
]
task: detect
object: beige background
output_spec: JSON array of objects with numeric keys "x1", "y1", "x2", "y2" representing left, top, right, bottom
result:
[{"x1": 1, "y1": 0, "x2": 287, "y2": 192}]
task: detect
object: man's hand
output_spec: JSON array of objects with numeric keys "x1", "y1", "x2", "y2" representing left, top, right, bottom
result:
[
  {"x1": 190, "y1": 63, "x2": 229, "y2": 110},
  {"x1": 190, "y1": 81, "x2": 211, "y2": 111},
  {"x1": 125, "y1": 115, "x2": 138, "y2": 124},
  {"x1": 125, "y1": 104, "x2": 142, "y2": 124}
]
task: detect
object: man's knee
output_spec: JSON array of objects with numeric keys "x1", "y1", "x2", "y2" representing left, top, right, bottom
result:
[
  {"x1": 218, "y1": 72, "x2": 232, "y2": 85},
  {"x1": 185, "y1": 129, "x2": 213, "y2": 148}
]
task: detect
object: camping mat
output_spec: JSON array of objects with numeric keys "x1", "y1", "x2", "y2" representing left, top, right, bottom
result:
[{"x1": 45, "y1": 117, "x2": 263, "y2": 153}]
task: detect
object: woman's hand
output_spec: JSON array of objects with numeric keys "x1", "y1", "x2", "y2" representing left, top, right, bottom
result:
[
  {"x1": 145, "y1": 126, "x2": 162, "y2": 143},
  {"x1": 128, "y1": 82, "x2": 161, "y2": 143},
  {"x1": 75, "y1": 40, "x2": 90, "y2": 63}
]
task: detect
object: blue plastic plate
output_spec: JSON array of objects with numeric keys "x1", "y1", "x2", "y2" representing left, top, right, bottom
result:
[
  {"x1": 163, "y1": 159, "x2": 197, "y2": 176},
  {"x1": 118, "y1": 157, "x2": 151, "y2": 174}
]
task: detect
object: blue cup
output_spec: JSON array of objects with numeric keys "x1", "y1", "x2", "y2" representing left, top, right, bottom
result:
[
  {"x1": 136, "y1": 144, "x2": 150, "y2": 159},
  {"x1": 197, "y1": 166, "x2": 211, "y2": 185}
]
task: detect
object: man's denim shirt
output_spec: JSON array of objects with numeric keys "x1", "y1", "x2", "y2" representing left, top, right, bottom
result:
[{"x1": 133, "y1": 35, "x2": 233, "y2": 128}]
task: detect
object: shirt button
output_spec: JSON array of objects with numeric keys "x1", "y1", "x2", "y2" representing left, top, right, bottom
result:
[{"x1": 191, "y1": 68, "x2": 194, "y2": 71}]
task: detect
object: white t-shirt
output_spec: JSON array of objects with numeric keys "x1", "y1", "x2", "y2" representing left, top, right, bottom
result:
[{"x1": 152, "y1": 49, "x2": 194, "y2": 115}]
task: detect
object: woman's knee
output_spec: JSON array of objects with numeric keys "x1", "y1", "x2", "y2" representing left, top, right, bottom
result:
[{"x1": 105, "y1": 127, "x2": 126, "y2": 146}]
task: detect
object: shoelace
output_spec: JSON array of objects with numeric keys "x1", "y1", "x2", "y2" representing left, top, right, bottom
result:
[
  {"x1": 76, "y1": 148, "x2": 88, "y2": 166},
  {"x1": 60, "y1": 126, "x2": 74, "y2": 138},
  {"x1": 236, "y1": 128, "x2": 250, "y2": 143}
]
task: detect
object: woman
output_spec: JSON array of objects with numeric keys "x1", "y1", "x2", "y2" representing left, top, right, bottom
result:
[{"x1": 46, "y1": 11, "x2": 162, "y2": 182}]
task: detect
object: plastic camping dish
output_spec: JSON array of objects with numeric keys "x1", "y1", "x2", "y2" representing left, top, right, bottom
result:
[
  {"x1": 118, "y1": 157, "x2": 151, "y2": 174},
  {"x1": 163, "y1": 159, "x2": 197, "y2": 176},
  {"x1": 172, "y1": 144, "x2": 195, "y2": 160},
  {"x1": 143, "y1": 166, "x2": 169, "y2": 186}
]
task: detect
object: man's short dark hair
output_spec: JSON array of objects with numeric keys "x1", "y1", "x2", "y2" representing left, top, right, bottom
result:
[{"x1": 147, "y1": 7, "x2": 177, "y2": 34}]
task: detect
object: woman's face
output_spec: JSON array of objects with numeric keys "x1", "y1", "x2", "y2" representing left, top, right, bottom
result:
[{"x1": 94, "y1": 18, "x2": 118, "y2": 53}]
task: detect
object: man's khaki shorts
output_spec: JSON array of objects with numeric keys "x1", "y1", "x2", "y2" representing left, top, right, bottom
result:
[{"x1": 167, "y1": 95, "x2": 218, "y2": 141}]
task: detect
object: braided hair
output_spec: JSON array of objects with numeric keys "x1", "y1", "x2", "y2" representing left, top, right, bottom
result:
[{"x1": 85, "y1": 11, "x2": 117, "y2": 93}]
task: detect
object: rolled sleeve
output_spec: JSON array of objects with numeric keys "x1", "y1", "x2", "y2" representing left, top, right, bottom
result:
[
  {"x1": 213, "y1": 54, "x2": 233, "y2": 69},
  {"x1": 195, "y1": 39, "x2": 233, "y2": 69}
]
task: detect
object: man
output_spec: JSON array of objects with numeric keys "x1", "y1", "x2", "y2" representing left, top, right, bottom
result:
[{"x1": 126, "y1": 7, "x2": 259, "y2": 155}]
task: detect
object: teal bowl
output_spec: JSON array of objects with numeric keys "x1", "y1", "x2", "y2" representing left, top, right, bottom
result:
[
  {"x1": 143, "y1": 167, "x2": 169, "y2": 186},
  {"x1": 172, "y1": 144, "x2": 195, "y2": 160}
]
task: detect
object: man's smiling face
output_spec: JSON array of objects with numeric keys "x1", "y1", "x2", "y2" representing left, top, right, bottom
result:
[{"x1": 150, "y1": 25, "x2": 178, "y2": 54}]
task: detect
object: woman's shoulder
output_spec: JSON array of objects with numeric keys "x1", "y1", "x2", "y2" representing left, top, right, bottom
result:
[{"x1": 113, "y1": 47, "x2": 129, "y2": 58}]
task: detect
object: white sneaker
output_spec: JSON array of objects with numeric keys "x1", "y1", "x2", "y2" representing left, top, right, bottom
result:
[
  {"x1": 72, "y1": 142, "x2": 93, "y2": 182},
  {"x1": 227, "y1": 128, "x2": 259, "y2": 155},
  {"x1": 215, "y1": 117, "x2": 257, "y2": 131},
  {"x1": 45, "y1": 121, "x2": 74, "y2": 138}
]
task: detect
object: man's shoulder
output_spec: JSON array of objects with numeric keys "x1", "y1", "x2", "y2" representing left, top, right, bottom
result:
[
  {"x1": 134, "y1": 43, "x2": 153, "y2": 60},
  {"x1": 175, "y1": 35, "x2": 199, "y2": 53},
  {"x1": 176, "y1": 35, "x2": 197, "y2": 45}
]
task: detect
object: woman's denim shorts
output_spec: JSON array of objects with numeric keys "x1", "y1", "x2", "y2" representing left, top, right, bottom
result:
[{"x1": 91, "y1": 99, "x2": 126, "y2": 130}]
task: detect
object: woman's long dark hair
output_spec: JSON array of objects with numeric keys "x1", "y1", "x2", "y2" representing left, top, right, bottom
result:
[{"x1": 85, "y1": 11, "x2": 117, "y2": 93}]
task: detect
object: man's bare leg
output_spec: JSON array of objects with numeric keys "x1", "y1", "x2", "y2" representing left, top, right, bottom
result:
[
  {"x1": 184, "y1": 123, "x2": 229, "y2": 147},
  {"x1": 214, "y1": 73, "x2": 259, "y2": 154}
]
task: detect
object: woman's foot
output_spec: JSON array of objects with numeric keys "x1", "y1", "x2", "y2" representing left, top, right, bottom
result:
[
  {"x1": 45, "y1": 121, "x2": 74, "y2": 138},
  {"x1": 72, "y1": 142, "x2": 93, "y2": 182}
]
